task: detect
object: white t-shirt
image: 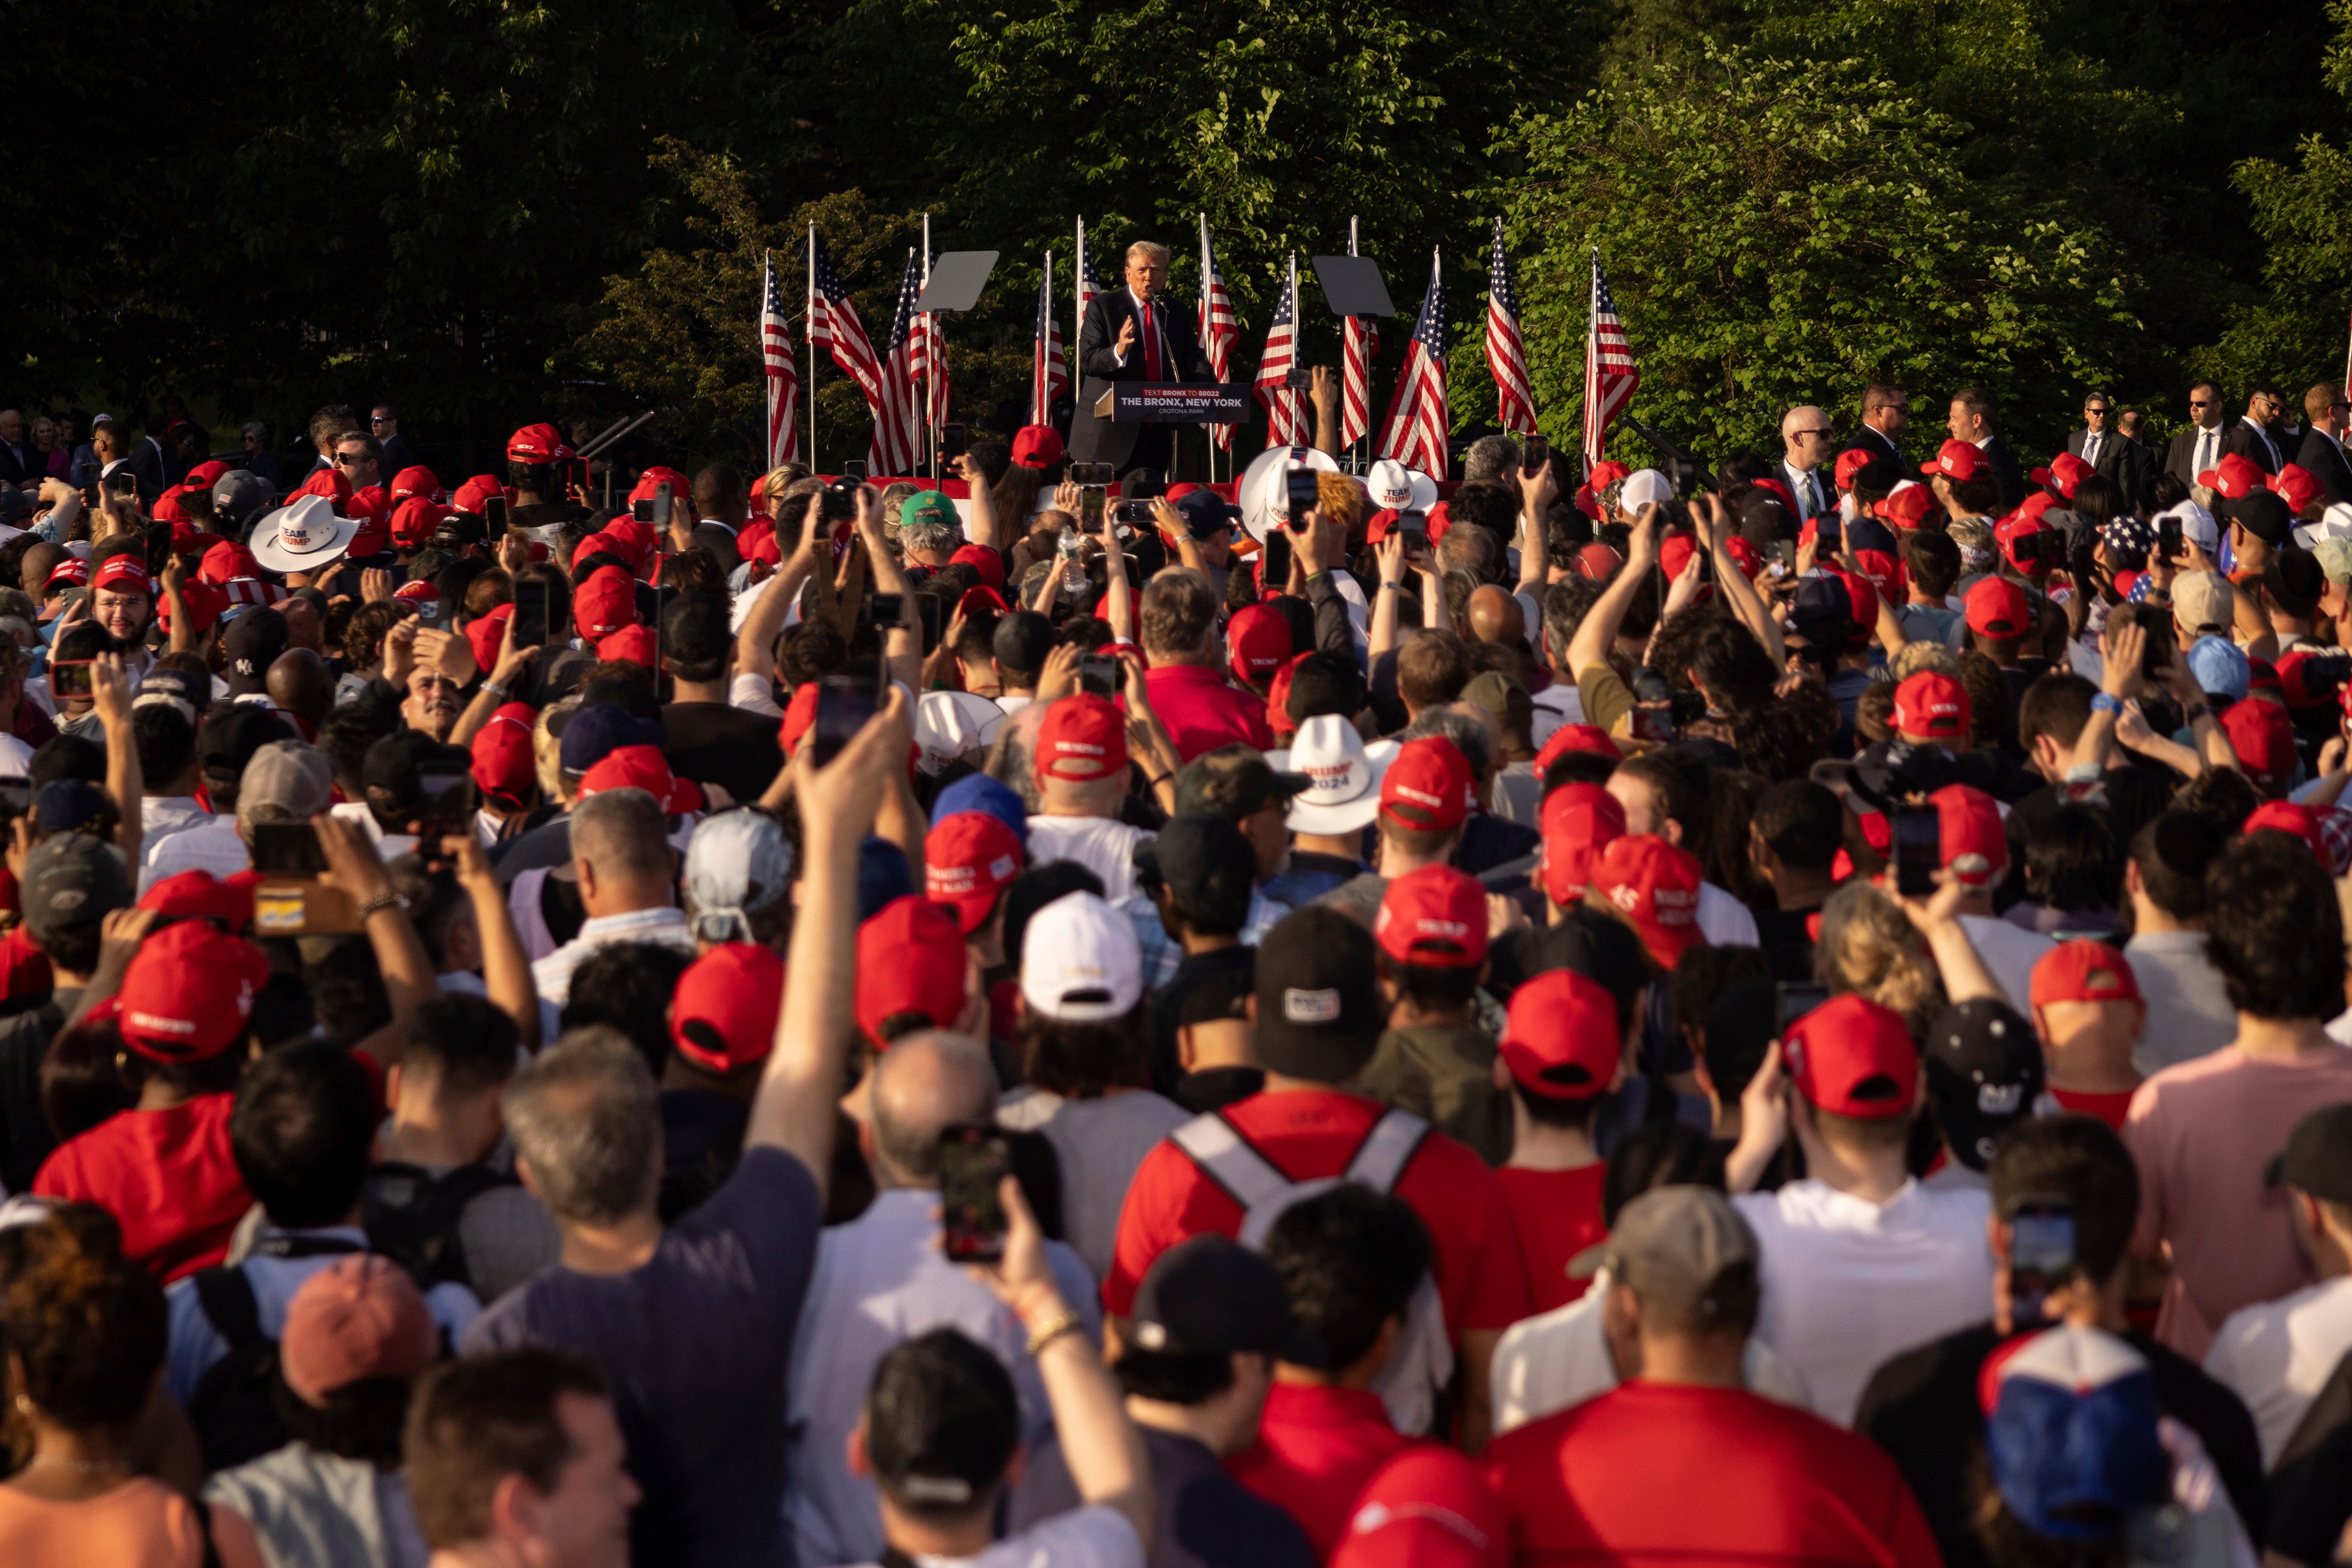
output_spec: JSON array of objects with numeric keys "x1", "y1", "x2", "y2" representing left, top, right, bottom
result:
[
  {"x1": 1735, "y1": 1177, "x2": 1996, "y2": 1426},
  {"x1": 1024, "y1": 816, "x2": 1154, "y2": 904},
  {"x1": 1490, "y1": 1265, "x2": 1812, "y2": 1435},
  {"x1": 1698, "y1": 881, "x2": 1759, "y2": 948},
  {"x1": 1958, "y1": 914, "x2": 2055, "y2": 1016},
  {"x1": 2203, "y1": 1274, "x2": 2352, "y2": 1467},
  {"x1": 852, "y1": 1504, "x2": 1141, "y2": 1568}
]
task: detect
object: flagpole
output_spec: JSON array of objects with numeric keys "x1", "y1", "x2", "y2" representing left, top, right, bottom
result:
[
  {"x1": 921, "y1": 215, "x2": 934, "y2": 485},
  {"x1": 1199, "y1": 212, "x2": 1214, "y2": 484},
  {"x1": 1348, "y1": 215, "x2": 1362, "y2": 475},
  {"x1": 1583, "y1": 248, "x2": 1599, "y2": 480},
  {"x1": 806, "y1": 226, "x2": 819, "y2": 473}
]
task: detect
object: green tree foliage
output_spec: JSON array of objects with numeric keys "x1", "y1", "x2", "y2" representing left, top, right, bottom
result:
[{"x1": 1490, "y1": 49, "x2": 2135, "y2": 459}]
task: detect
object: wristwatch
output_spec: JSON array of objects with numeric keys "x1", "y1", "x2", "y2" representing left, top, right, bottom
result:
[{"x1": 2090, "y1": 692, "x2": 2124, "y2": 715}]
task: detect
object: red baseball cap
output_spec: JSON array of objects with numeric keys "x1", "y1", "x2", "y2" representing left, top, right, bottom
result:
[
  {"x1": 1380, "y1": 737, "x2": 1474, "y2": 833},
  {"x1": 470, "y1": 701, "x2": 538, "y2": 806},
  {"x1": 779, "y1": 684, "x2": 819, "y2": 757},
  {"x1": 1011, "y1": 425, "x2": 1065, "y2": 470},
  {"x1": 1264, "y1": 652, "x2": 1310, "y2": 740},
  {"x1": 389, "y1": 466, "x2": 440, "y2": 503},
  {"x1": 1497, "y1": 968, "x2": 1621, "y2": 1101},
  {"x1": 184, "y1": 460, "x2": 232, "y2": 492},
  {"x1": 1892, "y1": 671, "x2": 1970, "y2": 741},
  {"x1": 1331, "y1": 1447, "x2": 1508, "y2": 1568},
  {"x1": 2244, "y1": 797, "x2": 2326, "y2": 862},
  {"x1": 466, "y1": 603, "x2": 513, "y2": 679},
  {"x1": 598, "y1": 625, "x2": 658, "y2": 667},
  {"x1": 1657, "y1": 534, "x2": 1718, "y2": 591},
  {"x1": 156, "y1": 579, "x2": 230, "y2": 639},
  {"x1": 1538, "y1": 783, "x2": 1626, "y2": 907},
  {"x1": 43, "y1": 558, "x2": 87, "y2": 591},
  {"x1": 1834, "y1": 448, "x2": 1877, "y2": 491},
  {"x1": 2269, "y1": 462, "x2": 2321, "y2": 514},
  {"x1": 452, "y1": 475, "x2": 510, "y2": 514},
  {"x1": 2028, "y1": 452, "x2": 2092, "y2": 500},
  {"x1": 1852, "y1": 548, "x2": 1905, "y2": 608},
  {"x1": 925, "y1": 811, "x2": 1024, "y2": 934},
  {"x1": 343, "y1": 487, "x2": 390, "y2": 558},
  {"x1": 199, "y1": 539, "x2": 261, "y2": 585},
  {"x1": 1035, "y1": 694, "x2": 1128, "y2": 783},
  {"x1": 1592, "y1": 834, "x2": 1703, "y2": 970},
  {"x1": 292, "y1": 467, "x2": 354, "y2": 507},
  {"x1": 1721, "y1": 534, "x2": 1762, "y2": 579},
  {"x1": 92, "y1": 556, "x2": 149, "y2": 596},
  {"x1": 1931, "y1": 784, "x2": 2008, "y2": 888},
  {"x1": 1533, "y1": 725, "x2": 1621, "y2": 777},
  {"x1": 1227, "y1": 603, "x2": 1292, "y2": 686},
  {"x1": 1874, "y1": 485, "x2": 1937, "y2": 530},
  {"x1": 2030, "y1": 940, "x2": 2143, "y2": 1011},
  {"x1": 598, "y1": 518, "x2": 660, "y2": 574},
  {"x1": 137, "y1": 869, "x2": 253, "y2": 932},
  {"x1": 1964, "y1": 575, "x2": 2031, "y2": 638},
  {"x1": 2197, "y1": 451, "x2": 2264, "y2": 499},
  {"x1": 575, "y1": 565, "x2": 637, "y2": 641},
  {"x1": 389, "y1": 498, "x2": 452, "y2": 552},
  {"x1": 949, "y1": 544, "x2": 1005, "y2": 593},
  {"x1": 2222, "y1": 697, "x2": 2295, "y2": 790},
  {"x1": 118, "y1": 920, "x2": 271, "y2": 1062},
  {"x1": 1374, "y1": 865, "x2": 1488, "y2": 969},
  {"x1": 1922, "y1": 439, "x2": 1989, "y2": 483},
  {"x1": 1996, "y1": 516, "x2": 2054, "y2": 576},
  {"x1": 628, "y1": 466, "x2": 691, "y2": 505},
  {"x1": 577, "y1": 744, "x2": 701, "y2": 815},
  {"x1": 671, "y1": 943, "x2": 784, "y2": 1072},
  {"x1": 152, "y1": 490, "x2": 190, "y2": 526},
  {"x1": 1783, "y1": 993, "x2": 1917, "y2": 1117},
  {"x1": 505, "y1": 423, "x2": 571, "y2": 464},
  {"x1": 855, "y1": 895, "x2": 969, "y2": 1043}
]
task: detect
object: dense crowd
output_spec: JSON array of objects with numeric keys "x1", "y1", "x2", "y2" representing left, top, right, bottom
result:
[{"x1": 0, "y1": 369, "x2": 2345, "y2": 1568}]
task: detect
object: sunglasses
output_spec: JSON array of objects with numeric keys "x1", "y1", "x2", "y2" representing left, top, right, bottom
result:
[
  {"x1": 2189, "y1": 400, "x2": 2213, "y2": 408},
  {"x1": 369, "y1": 415, "x2": 392, "y2": 424},
  {"x1": 334, "y1": 453, "x2": 369, "y2": 466}
]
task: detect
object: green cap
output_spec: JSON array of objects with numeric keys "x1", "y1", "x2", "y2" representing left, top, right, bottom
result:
[{"x1": 901, "y1": 491, "x2": 959, "y2": 532}]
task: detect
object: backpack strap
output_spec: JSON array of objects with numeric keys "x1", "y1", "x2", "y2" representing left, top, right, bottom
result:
[
  {"x1": 192, "y1": 1267, "x2": 264, "y2": 1352},
  {"x1": 1343, "y1": 1108, "x2": 1431, "y2": 1197},
  {"x1": 1168, "y1": 1112, "x2": 1294, "y2": 1212}
]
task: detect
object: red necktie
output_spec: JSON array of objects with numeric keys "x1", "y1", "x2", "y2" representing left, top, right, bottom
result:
[{"x1": 1140, "y1": 297, "x2": 1161, "y2": 381}]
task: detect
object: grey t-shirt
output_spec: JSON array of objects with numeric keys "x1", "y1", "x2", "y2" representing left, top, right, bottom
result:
[{"x1": 1040, "y1": 1092, "x2": 1191, "y2": 1283}]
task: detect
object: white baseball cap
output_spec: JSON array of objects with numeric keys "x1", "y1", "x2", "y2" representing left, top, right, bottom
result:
[
  {"x1": 2156, "y1": 499, "x2": 2218, "y2": 555},
  {"x1": 1237, "y1": 444, "x2": 1341, "y2": 542},
  {"x1": 1619, "y1": 469, "x2": 1673, "y2": 512},
  {"x1": 1019, "y1": 891, "x2": 1143, "y2": 1022},
  {"x1": 1265, "y1": 713, "x2": 1400, "y2": 836},
  {"x1": 2294, "y1": 500, "x2": 2352, "y2": 551},
  {"x1": 248, "y1": 495, "x2": 359, "y2": 576},
  {"x1": 683, "y1": 810, "x2": 793, "y2": 944},
  {"x1": 914, "y1": 690, "x2": 1006, "y2": 776},
  {"x1": 1365, "y1": 459, "x2": 1439, "y2": 514}
]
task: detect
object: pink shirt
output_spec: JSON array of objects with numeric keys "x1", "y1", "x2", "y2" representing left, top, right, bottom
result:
[
  {"x1": 1143, "y1": 663, "x2": 1275, "y2": 762},
  {"x1": 2124, "y1": 1043, "x2": 2352, "y2": 1359}
]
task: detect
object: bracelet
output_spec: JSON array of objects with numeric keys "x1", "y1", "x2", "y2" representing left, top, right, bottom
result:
[
  {"x1": 1147, "y1": 771, "x2": 1172, "y2": 789},
  {"x1": 356, "y1": 891, "x2": 410, "y2": 920},
  {"x1": 480, "y1": 680, "x2": 507, "y2": 700},
  {"x1": 2090, "y1": 692, "x2": 2123, "y2": 716},
  {"x1": 1378, "y1": 580, "x2": 1400, "y2": 592},
  {"x1": 1024, "y1": 1309, "x2": 1086, "y2": 1358}
]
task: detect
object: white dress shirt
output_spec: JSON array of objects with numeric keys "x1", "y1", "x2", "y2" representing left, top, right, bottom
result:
[
  {"x1": 2192, "y1": 425, "x2": 2222, "y2": 480},
  {"x1": 2242, "y1": 416, "x2": 2281, "y2": 469},
  {"x1": 2204, "y1": 1274, "x2": 2352, "y2": 1467},
  {"x1": 140, "y1": 814, "x2": 251, "y2": 893},
  {"x1": 529, "y1": 905, "x2": 696, "y2": 1005},
  {"x1": 786, "y1": 1188, "x2": 1099, "y2": 1568},
  {"x1": 1781, "y1": 460, "x2": 1828, "y2": 521}
]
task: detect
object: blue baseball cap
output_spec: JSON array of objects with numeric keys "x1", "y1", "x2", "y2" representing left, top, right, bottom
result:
[
  {"x1": 2184, "y1": 635, "x2": 2250, "y2": 703},
  {"x1": 558, "y1": 703, "x2": 666, "y2": 775},
  {"x1": 857, "y1": 835, "x2": 915, "y2": 922},
  {"x1": 932, "y1": 772, "x2": 1028, "y2": 850},
  {"x1": 1982, "y1": 1326, "x2": 2170, "y2": 1542}
]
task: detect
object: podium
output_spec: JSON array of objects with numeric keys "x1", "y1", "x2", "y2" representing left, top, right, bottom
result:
[{"x1": 1093, "y1": 382, "x2": 1252, "y2": 424}]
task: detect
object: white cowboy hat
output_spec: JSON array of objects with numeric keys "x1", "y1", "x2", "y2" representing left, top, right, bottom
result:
[
  {"x1": 1365, "y1": 458, "x2": 1440, "y2": 514},
  {"x1": 1266, "y1": 714, "x2": 1400, "y2": 836},
  {"x1": 248, "y1": 495, "x2": 358, "y2": 576},
  {"x1": 1238, "y1": 444, "x2": 1341, "y2": 543}
]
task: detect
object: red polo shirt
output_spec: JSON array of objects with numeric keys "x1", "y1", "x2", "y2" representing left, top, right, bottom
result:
[
  {"x1": 1104, "y1": 1088, "x2": 1530, "y2": 1337},
  {"x1": 1143, "y1": 662, "x2": 1276, "y2": 761},
  {"x1": 1496, "y1": 1164, "x2": 1605, "y2": 1315},
  {"x1": 1484, "y1": 1381, "x2": 1943, "y2": 1568},
  {"x1": 1227, "y1": 1382, "x2": 1419, "y2": 1556},
  {"x1": 33, "y1": 1094, "x2": 251, "y2": 1283}
]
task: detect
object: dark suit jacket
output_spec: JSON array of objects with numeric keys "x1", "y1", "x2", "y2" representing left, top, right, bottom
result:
[
  {"x1": 0, "y1": 441, "x2": 33, "y2": 487},
  {"x1": 2223, "y1": 417, "x2": 2286, "y2": 475},
  {"x1": 2299, "y1": 428, "x2": 2352, "y2": 506},
  {"x1": 1840, "y1": 424, "x2": 1905, "y2": 471},
  {"x1": 1978, "y1": 433, "x2": 2026, "y2": 510},
  {"x1": 2065, "y1": 427, "x2": 2144, "y2": 509},
  {"x1": 1069, "y1": 290, "x2": 1213, "y2": 466},
  {"x1": 379, "y1": 434, "x2": 418, "y2": 478},
  {"x1": 2164, "y1": 425, "x2": 2227, "y2": 491}
]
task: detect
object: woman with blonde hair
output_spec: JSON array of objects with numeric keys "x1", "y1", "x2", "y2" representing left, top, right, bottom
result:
[{"x1": 1814, "y1": 879, "x2": 1945, "y2": 1037}]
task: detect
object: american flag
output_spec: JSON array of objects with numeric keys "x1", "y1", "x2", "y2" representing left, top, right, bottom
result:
[
  {"x1": 871, "y1": 248, "x2": 922, "y2": 473},
  {"x1": 1198, "y1": 215, "x2": 1239, "y2": 451},
  {"x1": 1341, "y1": 216, "x2": 1378, "y2": 449},
  {"x1": 1376, "y1": 248, "x2": 1449, "y2": 477},
  {"x1": 1076, "y1": 218, "x2": 1106, "y2": 326},
  {"x1": 1254, "y1": 253, "x2": 1308, "y2": 449},
  {"x1": 914, "y1": 220, "x2": 948, "y2": 433},
  {"x1": 1582, "y1": 250, "x2": 1640, "y2": 470},
  {"x1": 808, "y1": 230, "x2": 886, "y2": 412},
  {"x1": 1484, "y1": 218, "x2": 1536, "y2": 439},
  {"x1": 759, "y1": 251, "x2": 799, "y2": 468},
  {"x1": 1031, "y1": 251, "x2": 1066, "y2": 427}
]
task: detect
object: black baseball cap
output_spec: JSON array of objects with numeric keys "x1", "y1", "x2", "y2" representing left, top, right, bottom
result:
[
  {"x1": 1129, "y1": 1234, "x2": 1322, "y2": 1365},
  {"x1": 991, "y1": 611, "x2": 1055, "y2": 677},
  {"x1": 221, "y1": 608, "x2": 289, "y2": 697},
  {"x1": 197, "y1": 706, "x2": 295, "y2": 790},
  {"x1": 863, "y1": 1328, "x2": 1018, "y2": 1510},
  {"x1": 1174, "y1": 744, "x2": 1311, "y2": 822},
  {"x1": 1253, "y1": 907, "x2": 1381, "y2": 1082},
  {"x1": 135, "y1": 665, "x2": 208, "y2": 722},
  {"x1": 2229, "y1": 490, "x2": 2294, "y2": 546},
  {"x1": 363, "y1": 730, "x2": 472, "y2": 827},
  {"x1": 1922, "y1": 998, "x2": 2044, "y2": 1172},
  {"x1": 2264, "y1": 1103, "x2": 2352, "y2": 1202},
  {"x1": 22, "y1": 832, "x2": 130, "y2": 947},
  {"x1": 1134, "y1": 812, "x2": 1257, "y2": 927},
  {"x1": 2267, "y1": 546, "x2": 2325, "y2": 621},
  {"x1": 32, "y1": 780, "x2": 109, "y2": 837}
]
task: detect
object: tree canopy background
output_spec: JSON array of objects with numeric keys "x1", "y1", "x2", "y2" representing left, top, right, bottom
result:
[{"x1": 6, "y1": 0, "x2": 2347, "y2": 476}]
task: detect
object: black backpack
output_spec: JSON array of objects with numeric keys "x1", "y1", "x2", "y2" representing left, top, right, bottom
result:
[
  {"x1": 362, "y1": 1161, "x2": 515, "y2": 1292},
  {"x1": 187, "y1": 1236, "x2": 363, "y2": 1473}
]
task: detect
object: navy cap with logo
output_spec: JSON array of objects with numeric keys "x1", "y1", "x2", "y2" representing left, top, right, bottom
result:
[
  {"x1": 1130, "y1": 1234, "x2": 1324, "y2": 1366},
  {"x1": 220, "y1": 608, "x2": 289, "y2": 698},
  {"x1": 1253, "y1": 906, "x2": 1381, "y2": 1082},
  {"x1": 22, "y1": 832, "x2": 131, "y2": 948},
  {"x1": 1923, "y1": 997, "x2": 2045, "y2": 1172}
]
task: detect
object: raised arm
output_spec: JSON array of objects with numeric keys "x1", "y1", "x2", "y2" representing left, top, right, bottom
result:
[
  {"x1": 314, "y1": 812, "x2": 439, "y2": 1073},
  {"x1": 1695, "y1": 492, "x2": 1783, "y2": 663},
  {"x1": 91, "y1": 654, "x2": 142, "y2": 870},
  {"x1": 1102, "y1": 518, "x2": 1134, "y2": 646},
  {"x1": 737, "y1": 525, "x2": 818, "y2": 688},
  {"x1": 1369, "y1": 533, "x2": 1404, "y2": 661},
  {"x1": 452, "y1": 835, "x2": 543, "y2": 1052},
  {"x1": 1516, "y1": 460, "x2": 1558, "y2": 596},
  {"x1": 1565, "y1": 504, "x2": 1663, "y2": 676},
  {"x1": 954, "y1": 454, "x2": 998, "y2": 552}
]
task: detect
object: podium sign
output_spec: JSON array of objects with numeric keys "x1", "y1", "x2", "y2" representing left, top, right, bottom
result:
[{"x1": 1111, "y1": 382, "x2": 1251, "y2": 424}]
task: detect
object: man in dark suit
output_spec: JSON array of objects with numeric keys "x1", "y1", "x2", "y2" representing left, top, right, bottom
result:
[
  {"x1": 1841, "y1": 383, "x2": 1910, "y2": 469},
  {"x1": 1070, "y1": 240, "x2": 1214, "y2": 477},
  {"x1": 2297, "y1": 382, "x2": 2352, "y2": 506},
  {"x1": 2223, "y1": 385, "x2": 2287, "y2": 475},
  {"x1": 2163, "y1": 383, "x2": 2229, "y2": 492},
  {"x1": 1945, "y1": 387, "x2": 2025, "y2": 510},
  {"x1": 0, "y1": 411, "x2": 34, "y2": 488},
  {"x1": 2064, "y1": 392, "x2": 2147, "y2": 509},
  {"x1": 371, "y1": 404, "x2": 417, "y2": 477}
]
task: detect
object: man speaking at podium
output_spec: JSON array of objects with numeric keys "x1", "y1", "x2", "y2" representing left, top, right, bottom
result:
[{"x1": 1072, "y1": 240, "x2": 1215, "y2": 477}]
